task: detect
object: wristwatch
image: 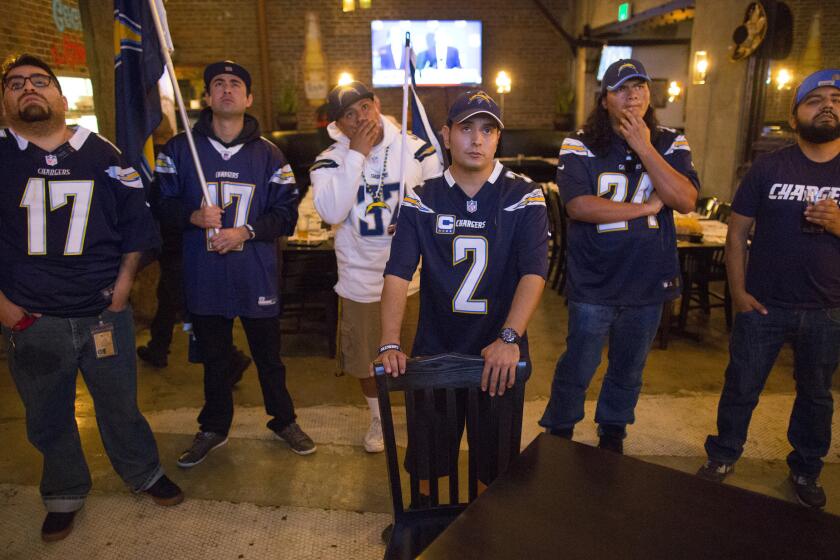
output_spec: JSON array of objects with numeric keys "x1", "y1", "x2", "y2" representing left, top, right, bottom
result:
[
  {"x1": 499, "y1": 327, "x2": 521, "y2": 344},
  {"x1": 244, "y1": 223, "x2": 256, "y2": 240}
]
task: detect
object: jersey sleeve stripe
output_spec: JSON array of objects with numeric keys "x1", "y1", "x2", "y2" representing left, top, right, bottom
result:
[
  {"x1": 401, "y1": 193, "x2": 436, "y2": 213},
  {"x1": 108, "y1": 165, "x2": 144, "y2": 189},
  {"x1": 309, "y1": 159, "x2": 339, "y2": 172},
  {"x1": 270, "y1": 164, "x2": 296, "y2": 185}
]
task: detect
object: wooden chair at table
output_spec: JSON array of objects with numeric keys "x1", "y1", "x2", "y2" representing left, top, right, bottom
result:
[
  {"x1": 713, "y1": 202, "x2": 733, "y2": 223},
  {"x1": 544, "y1": 186, "x2": 568, "y2": 294},
  {"x1": 696, "y1": 196, "x2": 720, "y2": 218},
  {"x1": 374, "y1": 353, "x2": 531, "y2": 560}
]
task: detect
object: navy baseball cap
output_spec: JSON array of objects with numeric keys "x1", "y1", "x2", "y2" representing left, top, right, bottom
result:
[
  {"x1": 601, "y1": 59, "x2": 651, "y2": 94},
  {"x1": 448, "y1": 90, "x2": 504, "y2": 129},
  {"x1": 204, "y1": 60, "x2": 252, "y2": 93},
  {"x1": 791, "y1": 69, "x2": 840, "y2": 113},
  {"x1": 327, "y1": 81, "x2": 375, "y2": 122}
]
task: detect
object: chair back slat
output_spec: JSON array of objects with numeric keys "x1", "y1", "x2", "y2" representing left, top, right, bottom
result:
[
  {"x1": 423, "y1": 387, "x2": 440, "y2": 506},
  {"x1": 445, "y1": 389, "x2": 459, "y2": 504},
  {"x1": 466, "y1": 386, "x2": 480, "y2": 502},
  {"x1": 378, "y1": 378, "x2": 404, "y2": 516},
  {"x1": 404, "y1": 390, "x2": 421, "y2": 510}
]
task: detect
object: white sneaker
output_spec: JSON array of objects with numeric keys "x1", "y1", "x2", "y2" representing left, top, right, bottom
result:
[{"x1": 363, "y1": 418, "x2": 385, "y2": 453}]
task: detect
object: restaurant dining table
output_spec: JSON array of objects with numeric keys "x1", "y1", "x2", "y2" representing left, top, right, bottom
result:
[{"x1": 420, "y1": 433, "x2": 840, "y2": 560}]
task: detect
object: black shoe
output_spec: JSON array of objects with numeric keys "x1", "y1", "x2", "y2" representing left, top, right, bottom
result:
[
  {"x1": 177, "y1": 431, "x2": 229, "y2": 468},
  {"x1": 137, "y1": 345, "x2": 168, "y2": 368},
  {"x1": 42, "y1": 510, "x2": 77, "y2": 542},
  {"x1": 597, "y1": 435, "x2": 624, "y2": 454},
  {"x1": 228, "y1": 348, "x2": 252, "y2": 387},
  {"x1": 696, "y1": 460, "x2": 735, "y2": 483},
  {"x1": 789, "y1": 472, "x2": 826, "y2": 509},
  {"x1": 273, "y1": 423, "x2": 317, "y2": 455},
  {"x1": 381, "y1": 523, "x2": 393, "y2": 544},
  {"x1": 548, "y1": 427, "x2": 574, "y2": 439},
  {"x1": 144, "y1": 474, "x2": 184, "y2": 506}
]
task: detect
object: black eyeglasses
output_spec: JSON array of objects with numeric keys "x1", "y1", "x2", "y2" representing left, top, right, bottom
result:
[{"x1": 3, "y1": 73, "x2": 55, "y2": 91}]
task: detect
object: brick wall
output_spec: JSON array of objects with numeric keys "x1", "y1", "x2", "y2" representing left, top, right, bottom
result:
[
  {"x1": 763, "y1": 1, "x2": 840, "y2": 122},
  {"x1": 166, "y1": 0, "x2": 576, "y2": 131},
  {"x1": 0, "y1": 0, "x2": 88, "y2": 76}
]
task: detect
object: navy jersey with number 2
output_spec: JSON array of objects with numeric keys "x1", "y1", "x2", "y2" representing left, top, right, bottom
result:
[{"x1": 384, "y1": 162, "x2": 549, "y2": 359}]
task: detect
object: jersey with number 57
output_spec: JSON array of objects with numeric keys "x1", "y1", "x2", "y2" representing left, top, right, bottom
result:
[
  {"x1": 0, "y1": 126, "x2": 159, "y2": 317},
  {"x1": 558, "y1": 127, "x2": 700, "y2": 306},
  {"x1": 384, "y1": 162, "x2": 549, "y2": 359}
]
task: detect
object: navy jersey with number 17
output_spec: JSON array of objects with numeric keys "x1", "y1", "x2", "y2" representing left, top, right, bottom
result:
[
  {"x1": 384, "y1": 162, "x2": 549, "y2": 359},
  {"x1": 0, "y1": 126, "x2": 159, "y2": 317}
]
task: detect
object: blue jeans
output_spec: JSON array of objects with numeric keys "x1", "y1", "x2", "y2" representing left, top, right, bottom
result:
[
  {"x1": 3, "y1": 306, "x2": 163, "y2": 513},
  {"x1": 705, "y1": 307, "x2": 840, "y2": 477},
  {"x1": 539, "y1": 302, "x2": 662, "y2": 434}
]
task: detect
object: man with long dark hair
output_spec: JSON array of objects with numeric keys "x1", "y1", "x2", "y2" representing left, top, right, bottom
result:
[{"x1": 539, "y1": 59, "x2": 698, "y2": 452}]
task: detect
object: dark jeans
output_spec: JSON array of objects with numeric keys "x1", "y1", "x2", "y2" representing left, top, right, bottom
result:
[
  {"x1": 539, "y1": 301, "x2": 662, "y2": 435},
  {"x1": 705, "y1": 307, "x2": 840, "y2": 477},
  {"x1": 146, "y1": 226, "x2": 183, "y2": 355},
  {"x1": 3, "y1": 307, "x2": 163, "y2": 512},
  {"x1": 191, "y1": 314, "x2": 296, "y2": 435}
]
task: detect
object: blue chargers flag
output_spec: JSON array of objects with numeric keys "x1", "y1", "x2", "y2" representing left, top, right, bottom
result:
[
  {"x1": 408, "y1": 50, "x2": 447, "y2": 168},
  {"x1": 114, "y1": 0, "x2": 165, "y2": 187}
]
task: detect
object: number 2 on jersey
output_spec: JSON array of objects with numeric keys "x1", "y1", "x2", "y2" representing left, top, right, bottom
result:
[
  {"x1": 20, "y1": 178, "x2": 94, "y2": 255},
  {"x1": 452, "y1": 236, "x2": 488, "y2": 314},
  {"x1": 596, "y1": 172, "x2": 659, "y2": 233}
]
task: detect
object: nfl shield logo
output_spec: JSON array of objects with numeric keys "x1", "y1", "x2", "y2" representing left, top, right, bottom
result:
[
  {"x1": 466, "y1": 200, "x2": 478, "y2": 213},
  {"x1": 45, "y1": 154, "x2": 58, "y2": 166},
  {"x1": 222, "y1": 151, "x2": 231, "y2": 160}
]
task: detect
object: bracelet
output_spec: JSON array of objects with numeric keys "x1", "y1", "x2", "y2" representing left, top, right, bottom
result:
[
  {"x1": 244, "y1": 224, "x2": 256, "y2": 240},
  {"x1": 378, "y1": 343, "x2": 401, "y2": 355}
]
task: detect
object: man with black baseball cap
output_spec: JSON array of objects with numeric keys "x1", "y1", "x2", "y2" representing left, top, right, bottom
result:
[
  {"x1": 699, "y1": 70, "x2": 840, "y2": 509},
  {"x1": 539, "y1": 58, "x2": 699, "y2": 453},
  {"x1": 379, "y1": 89, "x2": 548, "y2": 495},
  {"x1": 157, "y1": 60, "x2": 316, "y2": 466},
  {"x1": 310, "y1": 81, "x2": 441, "y2": 452}
]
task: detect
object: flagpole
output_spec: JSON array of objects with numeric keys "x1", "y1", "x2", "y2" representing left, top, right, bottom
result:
[
  {"x1": 398, "y1": 32, "x2": 411, "y2": 210},
  {"x1": 146, "y1": 0, "x2": 218, "y2": 235}
]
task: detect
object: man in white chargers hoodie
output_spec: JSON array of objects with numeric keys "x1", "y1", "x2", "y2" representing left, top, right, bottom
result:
[{"x1": 310, "y1": 82, "x2": 443, "y2": 452}]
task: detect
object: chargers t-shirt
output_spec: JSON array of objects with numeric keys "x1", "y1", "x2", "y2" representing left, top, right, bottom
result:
[{"x1": 732, "y1": 144, "x2": 840, "y2": 309}]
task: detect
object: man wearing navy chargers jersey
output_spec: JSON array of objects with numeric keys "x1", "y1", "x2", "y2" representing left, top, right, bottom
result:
[
  {"x1": 698, "y1": 70, "x2": 840, "y2": 509},
  {"x1": 157, "y1": 61, "x2": 315, "y2": 466},
  {"x1": 379, "y1": 90, "x2": 549, "y2": 488},
  {"x1": 0, "y1": 54, "x2": 183, "y2": 542},
  {"x1": 539, "y1": 59, "x2": 699, "y2": 453}
]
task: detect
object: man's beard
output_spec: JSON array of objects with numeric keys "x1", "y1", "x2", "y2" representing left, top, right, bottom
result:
[
  {"x1": 4, "y1": 99, "x2": 65, "y2": 137},
  {"x1": 797, "y1": 113, "x2": 840, "y2": 144}
]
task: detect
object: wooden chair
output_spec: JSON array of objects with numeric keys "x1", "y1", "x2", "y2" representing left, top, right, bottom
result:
[
  {"x1": 544, "y1": 186, "x2": 568, "y2": 294},
  {"x1": 374, "y1": 353, "x2": 531, "y2": 560},
  {"x1": 713, "y1": 202, "x2": 733, "y2": 223},
  {"x1": 695, "y1": 196, "x2": 720, "y2": 218}
]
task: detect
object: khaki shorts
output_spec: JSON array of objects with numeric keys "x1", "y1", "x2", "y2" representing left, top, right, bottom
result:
[{"x1": 339, "y1": 294, "x2": 419, "y2": 378}]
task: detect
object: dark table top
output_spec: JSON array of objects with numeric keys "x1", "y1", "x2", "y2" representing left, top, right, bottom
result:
[{"x1": 421, "y1": 433, "x2": 840, "y2": 559}]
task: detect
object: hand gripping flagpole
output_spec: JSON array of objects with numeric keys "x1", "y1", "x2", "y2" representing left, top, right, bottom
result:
[
  {"x1": 398, "y1": 32, "x2": 411, "y2": 220},
  {"x1": 146, "y1": 0, "x2": 218, "y2": 236}
]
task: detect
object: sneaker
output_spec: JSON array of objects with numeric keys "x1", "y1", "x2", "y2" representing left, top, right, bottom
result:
[
  {"x1": 363, "y1": 418, "x2": 384, "y2": 453},
  {"x1": 177, "y1": 431, "x2": 228, "y2": 468},
  {"x1": 227, "y1": 348, "x2": 252, "y2": 387},
  {"x1": 598, "y1": 435, "x2": 624, "y2": 454},
  {"x1": 696, "y1": 460, "x2": 734, "y2": 483},
  {"x1": 274, "y1": 423, "x2": 316, "y2": 455},
  {"x1": 789, "y1": 473, "x2": 826, "y2": 509},
  {"x1": 144, "y1": 474, "x2": 184, "y2": 506},
  {"x1": 137, "y1": 345, "x2": 167, "y2": 368},
  {"x1": 41, "y1": 510, "x2": 78, "y2": 542}
]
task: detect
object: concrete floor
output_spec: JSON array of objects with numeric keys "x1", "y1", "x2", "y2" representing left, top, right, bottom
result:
[{"x1": 1, "y1": 287, "x2": 838, "y2": 558}]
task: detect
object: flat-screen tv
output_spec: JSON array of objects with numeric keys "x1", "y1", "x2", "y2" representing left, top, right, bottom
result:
[
  {"x1": 371, "y1": 20, "x2": 482, "y2": 87},
  {"x1": 596, "y1": 45, "x2": 633, "y2": 81}
]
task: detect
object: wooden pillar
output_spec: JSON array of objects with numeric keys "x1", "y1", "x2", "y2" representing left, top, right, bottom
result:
[{"x1": 575, "y1": 46, "x2": 587, "y2": 129}]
